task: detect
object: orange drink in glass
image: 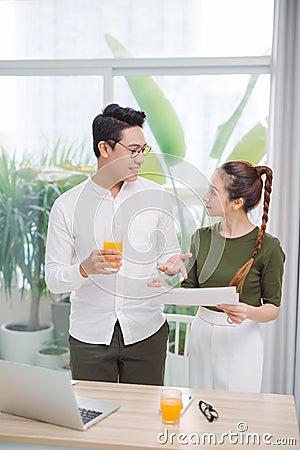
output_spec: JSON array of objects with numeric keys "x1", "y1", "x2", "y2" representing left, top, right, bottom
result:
[
  {"x1": 160, "y1": 388, "x2": 182, "y2": 425},
  {"x1": 103, "y1": 241, "x2": 123, "y2": 263}
]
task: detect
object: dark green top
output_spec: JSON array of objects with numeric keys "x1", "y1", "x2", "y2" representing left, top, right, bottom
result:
[{"x1": 181, "y1": 224, "x2": 285, "y2": 310}]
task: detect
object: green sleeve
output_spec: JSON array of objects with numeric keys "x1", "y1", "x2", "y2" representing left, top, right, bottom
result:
[
  {"x1": 181, "y1": 232, "x2": 199, "y2": 289},
  {"x1": 261, "y1": 239, "x2": 285, "y2": 306}
]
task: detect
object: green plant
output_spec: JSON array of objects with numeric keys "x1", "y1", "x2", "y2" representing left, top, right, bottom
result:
[
  {"x1": 0, "y1": 152, "x2": 60, "y2": 330},
  {"x1": 105, "y1": 34, "x2": 186, "y2": 165},
  {"x1": 40, "y1": 334, "x2": 68, "y2": 356},
  {"x1": 0, "y1": 147, "x2": 91, "y2": 331},
  {"x1": 37, "y1": 332, "x2": 70, "y2": 372}
]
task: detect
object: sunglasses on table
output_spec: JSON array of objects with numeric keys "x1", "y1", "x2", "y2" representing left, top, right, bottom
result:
[{"x1": 198, "y1": 400, "x2": 219, "y2": 423}]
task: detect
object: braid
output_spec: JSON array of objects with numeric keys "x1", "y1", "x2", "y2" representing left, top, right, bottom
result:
[
  {"x1": 252, "y1": 166, "x2": 273, "y2": 258},
  {"x1": 229, "y1": 165, "x2": 273, "y2": 293}
]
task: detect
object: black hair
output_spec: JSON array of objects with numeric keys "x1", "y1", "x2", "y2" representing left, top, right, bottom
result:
[{"x1": 92, "y1": 103, "x2": 146, "y2": 158}]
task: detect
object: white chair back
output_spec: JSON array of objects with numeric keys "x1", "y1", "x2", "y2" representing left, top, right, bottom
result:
[{"x1": 163, "y1": 313, "x2": 194, "y2": 387}]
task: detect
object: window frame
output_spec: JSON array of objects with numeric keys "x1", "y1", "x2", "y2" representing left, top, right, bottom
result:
[{"x1": 0, "y1": 55, "x2": 271, "y2": 107}]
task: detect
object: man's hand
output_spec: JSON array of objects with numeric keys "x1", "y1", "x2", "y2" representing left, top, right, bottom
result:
[
  {"x1": 147, "y1": 277, "x2": 169, "y2": 288},
  {"x1": 80, "y1": 249, "x2": 122, "y2": 277},
  {"x1": 157, "y1": 253, "x2": 192, "y2": 280}
]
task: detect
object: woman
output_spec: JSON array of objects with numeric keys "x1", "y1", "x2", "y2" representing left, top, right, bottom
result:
[{"x1": 180, "y1": 161, "x2": 285, "y2": 392}]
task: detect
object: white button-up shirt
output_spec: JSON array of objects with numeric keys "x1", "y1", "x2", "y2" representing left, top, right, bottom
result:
[{"x1": 45, "y1": 176, "x2": 180, "y2": 345}]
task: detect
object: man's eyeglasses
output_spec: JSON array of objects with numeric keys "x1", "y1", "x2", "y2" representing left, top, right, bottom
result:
[
  {"x1": 108, "y1": 139, "x2": 152, "y2": 159},
  {"x1": 198, "y1": 400, "x2": 219, "y2": 423}
]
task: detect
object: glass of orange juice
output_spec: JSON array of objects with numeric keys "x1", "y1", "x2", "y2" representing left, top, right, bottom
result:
[
  {"x1": 103, "y1": 240, "x2": 123, "y2": 260},
  {"x1": 103, "y1": 234, "x2": 123, "y2": 272},
  {"x1": 160, "y1": 388, "x2": 182, "y2": 425}
]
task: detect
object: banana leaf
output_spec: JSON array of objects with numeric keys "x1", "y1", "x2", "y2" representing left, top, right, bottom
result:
[
  {"x1": 210, "y1": 74, "x2": 259, "y2": 159},
  {"x1": 105, "y1": 34, "x2": 186, "y2": 165},
  {"x1": 15, "y1": 168, "x2": 40, "y2": 182},
  {"x1": 226, "y1": 121, "x2": 267, "y2": 164},
  {"x1": 139, "y1": 152, "x2": 166, "y2": 185}
]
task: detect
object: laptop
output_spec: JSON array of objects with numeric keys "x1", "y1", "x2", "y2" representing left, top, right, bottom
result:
[{"x1": 0, "y1": 360, "x2": 120, "y2": 431}]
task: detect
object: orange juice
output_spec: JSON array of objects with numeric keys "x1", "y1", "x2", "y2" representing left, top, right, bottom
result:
[
  {"x1": 160, "y1": 398, "x2": 183, "y2": 424},
  {"x1": 103, "y1": 241, "x2": 123, "y2": 263}
]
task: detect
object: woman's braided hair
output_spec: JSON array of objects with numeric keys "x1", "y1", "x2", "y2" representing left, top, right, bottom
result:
[{"x1": 218, "y1": 161, "x2": 273, "y2": 293}]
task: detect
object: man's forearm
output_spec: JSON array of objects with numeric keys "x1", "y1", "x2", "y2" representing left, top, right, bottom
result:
[{"x1": 45, "y1": 262, "x2": 87, "y2": 294}]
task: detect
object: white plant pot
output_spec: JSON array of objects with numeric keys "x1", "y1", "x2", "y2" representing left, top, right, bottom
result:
[
  {"x1": 0, "y1": 322, "x2": 54, "y2": 365},
  {"x1": 35, "y1": 346, "x2": 70, "y2": 370}
]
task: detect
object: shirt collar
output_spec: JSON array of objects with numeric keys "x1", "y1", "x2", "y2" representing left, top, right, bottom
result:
[{"x1": 87, "y1": 172, "x2": 138, "y2": 198}]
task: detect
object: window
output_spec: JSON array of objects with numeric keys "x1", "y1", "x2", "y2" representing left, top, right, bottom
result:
[
  {"x1": 0, "y1": 1, "x2": 273, "y2": 59},
  {"x1": 0, "y1": 0, "x2": 273, "y2": 235},
  {"x1": 0, "y1": 76, "x2": 102, "y2": 161},
  {"x1": 0, "y1": 0, "x2": 273, "y2": 168},
  {"x1": 115, "y1": 74, "x2": 270, "y2": 176}
]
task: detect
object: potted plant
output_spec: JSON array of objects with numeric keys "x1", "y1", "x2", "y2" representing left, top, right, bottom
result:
[
  {"x1": 0, "y1": 152, "x2": 62, "y2": 363},
  {"x1": 35, "y1": 334, "x2": 70, "y2": 371},
  {"x1": 0, "y1": 150, "x2": 89, "y2": 364}
]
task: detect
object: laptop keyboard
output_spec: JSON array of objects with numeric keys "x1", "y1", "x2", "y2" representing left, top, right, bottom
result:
[{"x1": 79, "y1": 407, "x2": 103, "y2": 424}]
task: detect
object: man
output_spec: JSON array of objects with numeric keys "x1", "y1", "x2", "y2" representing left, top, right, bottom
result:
[{"x1": 45, "y1": 103, "x2": 191, "y2": 385}]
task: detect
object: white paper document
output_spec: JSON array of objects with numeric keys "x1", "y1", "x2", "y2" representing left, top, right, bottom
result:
[{"x1": 147, "y1": 286, "x2": 239, "y2": 306}]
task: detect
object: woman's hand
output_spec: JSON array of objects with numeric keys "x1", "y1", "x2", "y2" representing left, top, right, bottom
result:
[
  {"x1": 217, "y1": 303, "x2": 280, "y2": 324},
  {"x1": 80, "y1": 249, "x2": 122, "y2": 277},
  {"x1": 217, "y1": 303, "x2": 249, "y2": 324}
]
